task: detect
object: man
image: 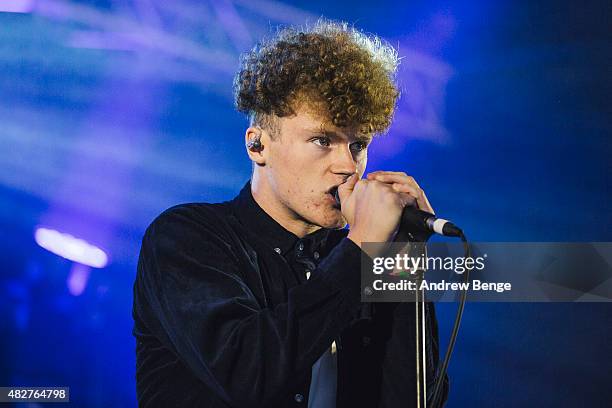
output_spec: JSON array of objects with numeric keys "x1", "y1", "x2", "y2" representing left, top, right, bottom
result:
[{"x1": 133, "y1": 20, "x2": 448, "y2": 407}]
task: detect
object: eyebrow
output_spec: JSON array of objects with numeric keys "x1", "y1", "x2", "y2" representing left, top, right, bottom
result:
[{"x1": 306, "y1": 126, "x2": 372, "y2": 143}]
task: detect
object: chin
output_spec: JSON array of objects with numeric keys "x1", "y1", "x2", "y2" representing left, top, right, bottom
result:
[
  {"x1": 331, "y1": 219, "x2": 348, "y2": 230},
  {"x1": 317, "y1": 210, "x2": 347, "y2": 230}
]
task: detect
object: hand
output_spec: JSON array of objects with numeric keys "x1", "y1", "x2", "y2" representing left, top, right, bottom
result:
[
  {"x1": 366, "y1": 171, "x2": 435, "y2": 215},
  {"x1": 337, "y1": 174, "x2": 412, "y2": 247}
]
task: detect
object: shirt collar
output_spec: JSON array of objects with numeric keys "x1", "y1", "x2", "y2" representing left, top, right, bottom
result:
[{"x1": 231, "y1": 181, "x2": 332, "y2": 256}]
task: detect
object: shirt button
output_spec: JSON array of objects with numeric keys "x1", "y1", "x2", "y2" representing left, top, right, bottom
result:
[
  {"x1": 313, "y1": 251, "x2": 320, "y2": 260},
  {"x1": 362, "y1": 336, "x2": 371, "y2": 346},
  {"x1": 294, "y1": 393, "x2": 304, "y2": 403},
  {"x1": 274, "y1": 247, "x2": 282, "y2": 254},
  {"x1": 297, "y1": 242, "x2": 304, "y2": 251},
  {"x1": 305, "y1": 269, "x2": 311, "y2": 279}
]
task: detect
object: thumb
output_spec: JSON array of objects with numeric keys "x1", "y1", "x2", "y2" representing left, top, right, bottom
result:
[{"x1": 337, "y1": 173, "x2": 359, "y2": 204}]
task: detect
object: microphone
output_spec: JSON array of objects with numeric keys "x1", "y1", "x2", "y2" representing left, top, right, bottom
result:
[
  {"x1": 333, "y1": 188, "x2": 463, "y2": 238},
  {"x1": 400, "y1": 207, "x2": 463, "y2": 238}
]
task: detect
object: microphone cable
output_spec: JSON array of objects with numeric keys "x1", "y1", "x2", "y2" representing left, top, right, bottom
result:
[{"x1": 429, "y1": 231, "x2": 471, "y2": 407}]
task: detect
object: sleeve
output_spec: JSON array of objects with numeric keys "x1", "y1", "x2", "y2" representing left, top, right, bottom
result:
[{"x1": 135, "y1": 208, "x2": 368, "y2": 407}]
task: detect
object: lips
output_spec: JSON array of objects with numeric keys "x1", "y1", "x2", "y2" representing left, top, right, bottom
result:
[{"x1": 327, "y1": 186, "x2": 341, "y2": 209}]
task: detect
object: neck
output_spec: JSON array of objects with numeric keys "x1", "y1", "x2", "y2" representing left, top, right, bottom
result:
[{"x1": 251, "y1": 171, "x2": 321, "y2": 238}]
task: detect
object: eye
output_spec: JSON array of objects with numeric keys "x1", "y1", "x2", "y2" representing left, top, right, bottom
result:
[
  {"x1": 350, "y1": 141, "x2": 368, "y2": 153},
  {"x1": 312, "y1": 136, "x2": 331, "y2": 147}
]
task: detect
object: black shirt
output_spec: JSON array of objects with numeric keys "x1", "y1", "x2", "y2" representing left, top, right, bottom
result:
[{"x1": 132, "y1": 181, "x2": 448, "y2": 407}]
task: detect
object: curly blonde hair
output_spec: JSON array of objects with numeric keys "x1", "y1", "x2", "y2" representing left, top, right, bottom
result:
[{"x1": 233, "y1": 19, "x2": 400, "y2": 136}]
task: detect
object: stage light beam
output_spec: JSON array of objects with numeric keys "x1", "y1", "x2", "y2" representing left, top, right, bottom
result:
[
  {"x1": 34, "y1": 226, "x2": 109, "y2": 268},
  {"x1": 0, "y1": 0, "x2": 34, "y2": 13}
]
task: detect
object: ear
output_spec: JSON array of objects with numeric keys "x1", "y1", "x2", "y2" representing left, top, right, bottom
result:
[{"x1": 245, "y1": 126, "x2": 267, "y2": 166}]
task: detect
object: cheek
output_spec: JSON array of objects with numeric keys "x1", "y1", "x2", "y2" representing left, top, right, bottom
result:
[
  {"x1": 268, "y1": 144, "x2": 332, "y2": 208},
  {"x1": 272, "y1": 142, "x2": 311, "y2": 169},
  {"x1": 273, "y1": 146, "x2": 321, "y2": 184},
  {"x1": 271, "y1": 157, "x2": 305, "y2": 197}
]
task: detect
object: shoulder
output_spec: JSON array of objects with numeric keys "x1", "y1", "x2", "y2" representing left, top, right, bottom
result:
[
  {"x1": 142, "y1": 201, "x2": 235, "y2": 251},
  {"x1": 137, "y1": 201, "x2": 246, "y2": 284},
  {"x1": 149, "y1": 201, "x2": 230, "y2": 227}
]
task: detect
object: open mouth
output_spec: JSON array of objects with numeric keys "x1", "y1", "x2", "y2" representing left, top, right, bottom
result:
[{"x1": 327, "y1": 186, "x2": 341, "y2": 209}]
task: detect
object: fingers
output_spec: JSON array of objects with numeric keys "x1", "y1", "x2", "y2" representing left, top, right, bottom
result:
[
  {"x1": 397, "y1": 191, "x2": 417, "y2": 207},
  {"x1": 389, "y1": 181, "x2": 421, "y2": 197},
  {"x1": 337, "y1": 173, "x2": 360, "y2": 203},
  {"x1": 367, "y1": 171, "x2": 420, "y2": 188},
  {"x1": 366, "y1": 171, "x2": 435, "y2": 214}
]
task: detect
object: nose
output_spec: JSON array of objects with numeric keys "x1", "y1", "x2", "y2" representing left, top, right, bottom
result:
[{"x1": 330, "y1": 143, "x2": 358, "y2": 177}]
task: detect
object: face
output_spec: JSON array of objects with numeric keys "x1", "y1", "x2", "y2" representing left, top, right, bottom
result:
[{"x1": 254, "y1": 109, "x2": 370, "y2": 230}]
